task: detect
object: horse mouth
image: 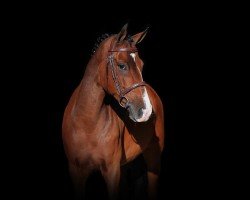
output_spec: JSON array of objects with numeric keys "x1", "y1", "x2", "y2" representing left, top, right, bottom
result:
[{"x1": 128, "y1": 115, "x2": 137, "y2": 122}]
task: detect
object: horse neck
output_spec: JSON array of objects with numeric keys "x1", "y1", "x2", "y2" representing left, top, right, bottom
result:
[
  {"x1": 74, "y1": 55, "x2": 106, "y2": 121},
  {"x1": 74, "y1": 37, "x2": 114, "y2": 122}
]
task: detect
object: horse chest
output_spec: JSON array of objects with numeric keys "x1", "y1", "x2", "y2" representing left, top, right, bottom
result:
[{"x1": 121, "y1": 119, "x2": 155, "y2": 164}]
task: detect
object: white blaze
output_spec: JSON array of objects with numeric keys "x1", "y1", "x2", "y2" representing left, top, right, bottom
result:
[
  {"x1": 130, "y1": 53, "x2": 136, "y2": 62},
  {"x1": 129, "y1": 52, "x2": 152, "y2": 122},
  {"x1": 136, "y1": 88, "x2": 153, "y2": 122}
]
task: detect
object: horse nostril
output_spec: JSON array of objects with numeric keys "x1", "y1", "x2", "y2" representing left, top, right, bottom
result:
[{"x1": 138, "y1": 107, "x2": 144, "y2": 118}]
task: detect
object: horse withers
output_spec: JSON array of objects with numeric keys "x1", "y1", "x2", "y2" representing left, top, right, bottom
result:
[{"x1": 62, "y1": 24, "x2": 164, "y2": 199}]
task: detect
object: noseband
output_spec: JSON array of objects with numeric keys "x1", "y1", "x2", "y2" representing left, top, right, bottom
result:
[{"x1": 108, "y1": 43, "x2": 146, "y2": 108}]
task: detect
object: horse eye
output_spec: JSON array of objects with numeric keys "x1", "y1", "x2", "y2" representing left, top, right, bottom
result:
[{"x1": 118, "y1": 63, "x2": 127, "y2": 70}]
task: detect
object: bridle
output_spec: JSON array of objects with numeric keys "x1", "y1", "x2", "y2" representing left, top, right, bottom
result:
[{"x1": 108, "y1": 40, "x2": 146, "y2": 108}]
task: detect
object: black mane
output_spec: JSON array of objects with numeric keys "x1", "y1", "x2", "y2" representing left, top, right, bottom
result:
[{"x1": 91, "y1": 33, "x2": 111, "y2": 55}]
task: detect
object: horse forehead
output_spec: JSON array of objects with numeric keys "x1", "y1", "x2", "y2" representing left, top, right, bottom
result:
[
  {"x1": 116, "y1": 52, "x2": 129, "y2": 60},
  {"x1": 115, "y1": 43, "x2": 138, "y2": 60}
]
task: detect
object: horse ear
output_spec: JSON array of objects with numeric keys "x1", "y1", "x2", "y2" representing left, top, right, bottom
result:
[
  {"x1": 116, "y1": 23, "x2": 128, "y2": 42},
  {"x1": 131, "y1": 27, "x2": 149, "y2": 44}
]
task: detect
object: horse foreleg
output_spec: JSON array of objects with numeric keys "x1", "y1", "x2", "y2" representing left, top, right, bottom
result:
[
  {"x1": 69, "y1": 163, "x2": 90, "y2": 200},
  {"x1": 101, "y1": 163, "x2": 120, "y2": 200},
  {"x1": 143, "y1": 142, "x2": 162, "y2": 200}
]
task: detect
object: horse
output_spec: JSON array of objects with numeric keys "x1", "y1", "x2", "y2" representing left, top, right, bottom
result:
[{"x1": 62, "y1": 23, "x2": 164, "y2": 200}]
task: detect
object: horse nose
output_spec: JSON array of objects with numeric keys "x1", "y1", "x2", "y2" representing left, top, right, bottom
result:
[{"x1": 138, "y1": 107, "x2": 144, "y2": 118}]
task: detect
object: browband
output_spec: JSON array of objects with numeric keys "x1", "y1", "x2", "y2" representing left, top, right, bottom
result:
[{"x1": 108, "y1": 48, "x2": 138, "y2": 52}]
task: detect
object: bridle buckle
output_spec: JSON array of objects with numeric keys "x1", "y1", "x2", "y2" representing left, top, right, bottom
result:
[{"x1": 119, "y1": 96, "x2": 129, "y2": 108}]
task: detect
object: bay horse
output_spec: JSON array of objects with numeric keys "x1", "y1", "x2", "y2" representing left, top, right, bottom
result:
[{"x1": 62, "y1": 24, "x2": 164, "y2": 200}]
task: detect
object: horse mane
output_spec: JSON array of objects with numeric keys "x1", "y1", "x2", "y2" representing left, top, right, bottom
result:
[{"x1": 91, "y1": 33, "x2": 111, "y2": 55}]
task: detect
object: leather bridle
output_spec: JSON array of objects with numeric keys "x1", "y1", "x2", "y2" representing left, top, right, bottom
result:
[{"x1": 108, "y1": 41, "x2": 146, "y2": 108}]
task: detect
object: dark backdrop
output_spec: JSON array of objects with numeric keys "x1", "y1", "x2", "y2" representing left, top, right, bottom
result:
[{"x1": 3, "y1": 3, "x2": 230, "y2": 200}]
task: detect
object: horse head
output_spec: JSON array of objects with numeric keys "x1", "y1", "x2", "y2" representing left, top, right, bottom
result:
[{"x1": 96, "y1": 24, "x2": 152, "y2": 122}]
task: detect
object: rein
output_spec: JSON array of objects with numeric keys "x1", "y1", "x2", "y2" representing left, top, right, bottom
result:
[{"x1": 108, "y1": 41, "x2": 146, "y2": 108}]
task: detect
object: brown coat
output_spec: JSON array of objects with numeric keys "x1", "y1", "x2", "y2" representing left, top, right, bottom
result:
[{"x1": 62, "y1": 24, "x2": 164, "y2": 200}]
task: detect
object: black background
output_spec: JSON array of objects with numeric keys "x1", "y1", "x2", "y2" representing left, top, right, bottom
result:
[{"x1": 3, "y1": 2, "x2": 235, "y2": 200}]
